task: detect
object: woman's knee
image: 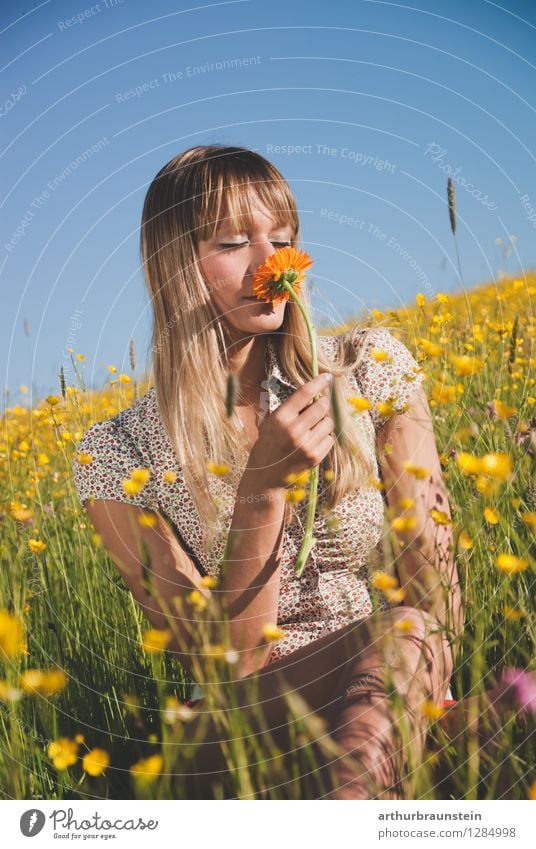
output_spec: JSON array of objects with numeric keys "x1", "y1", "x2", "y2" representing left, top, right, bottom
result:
[{"x1": 389, "y1": 605, "x2": 454, "y2": 685}]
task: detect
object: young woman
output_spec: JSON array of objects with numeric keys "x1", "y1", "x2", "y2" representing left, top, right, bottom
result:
[{"x1": 73, "y1": 144, "x2": 463, "y2": 799}]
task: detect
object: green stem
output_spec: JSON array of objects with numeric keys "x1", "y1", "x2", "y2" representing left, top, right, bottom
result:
[{"x1": 279, "y1": 279, "x2": 319, "y2": 579}]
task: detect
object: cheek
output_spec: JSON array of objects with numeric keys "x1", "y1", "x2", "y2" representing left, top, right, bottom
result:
[{"x1": 212, "y1": 264, "x2": 245, "y2": 301}]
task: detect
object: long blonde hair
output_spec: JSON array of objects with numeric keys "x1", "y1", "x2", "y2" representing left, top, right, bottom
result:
[{"x1": 140, "y1": 144, "x2": 377, "y2": 553}]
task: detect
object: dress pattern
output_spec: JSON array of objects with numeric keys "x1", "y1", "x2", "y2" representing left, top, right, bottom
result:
[{"x1": 73, "y1": 328, "x2": 425, "y2": 668}]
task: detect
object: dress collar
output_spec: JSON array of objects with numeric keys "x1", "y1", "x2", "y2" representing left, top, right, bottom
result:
[{"x1": 264, "y1": 335, "x2": 299, "y2": 390}]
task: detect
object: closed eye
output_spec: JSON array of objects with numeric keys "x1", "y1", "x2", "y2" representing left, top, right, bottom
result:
[{"x1": 219, "y1": 241, "x2": 291, "y2": 252}]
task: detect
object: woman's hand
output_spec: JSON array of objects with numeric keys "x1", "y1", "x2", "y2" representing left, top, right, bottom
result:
[{"x1": 246, "y1": 372, "x2": 335, "y2": 491}]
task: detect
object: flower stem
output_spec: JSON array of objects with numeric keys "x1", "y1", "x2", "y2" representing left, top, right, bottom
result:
[{"x1": 279, "y1": 279, "x2": 319, "y2": 578}]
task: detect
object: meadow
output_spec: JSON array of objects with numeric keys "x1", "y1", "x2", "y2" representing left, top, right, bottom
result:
[{"x1": 1, "y1": 271, "x2": 535, "y2": 800}]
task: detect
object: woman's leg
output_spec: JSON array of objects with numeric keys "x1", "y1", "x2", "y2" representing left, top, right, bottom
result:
[{"x1": 176, "y1": 605, "x2": 453, "y2": 798}]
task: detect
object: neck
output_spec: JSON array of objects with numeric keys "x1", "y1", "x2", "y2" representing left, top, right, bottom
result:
[{"x1": 225, "y1": 334, "x2": 268, "y2": 389}]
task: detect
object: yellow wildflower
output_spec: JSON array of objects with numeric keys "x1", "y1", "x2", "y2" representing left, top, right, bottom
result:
[
  {"x1": 163, "y1": 470, "x2": 177, "y2": 484},
  {"x1": 417, "y1": 338, "x2": 443, "y2": 357},
  {"x1": 285, "y1": 470, "x2": 311, "y2": 486},
  {"x1": 284, "y1": 488, "x2": 306, "y2": 503},
  {"x1": 262, "y1": 624, "x2": 287, "y2": 642},
  {"x1": 48, "y1": 737, "x2": 79, "y2": 771},
  {"x1": 187, "y1": 590, "x2": 207, "y2": 612},
  {"x1": 28, "y1": 539, "x2": 46, "y2": 553},
  {"x1": 394, "y1": 619, "x2": 414, "y2": 633},
  {"x1": 206, "y1": 462, "x2": 231, "y2": 476},
  {"x1": 348, "y1": 396, "x2": 372, "y2": 412},
  {"x1": 200, "y1": 576, "x2": 218, "y2": 589},
  {"x1": 118, "y1": 374, "x2": 131, "y2": 383},
  {"x1": 391, "y1": 515, "x2": 417, "y2": 533},
  {"x1": 420, "y1": 699, "x2": 445, "y2": 721},
  {"x1": 502, "y1": 605, "x2": 526, "y2": 621},
  {"x1": 371, "y1": 571, "x2": 398, "y2": 591},
  {"x1": 483, "y1": 507, "x2": 500, "y2": 525},
  {"x1": 495, "y1": 554, "x2": 528, "y2": 574},
  {"x1": 141, "y1": 629, "x2": 172, "y2": 654},
  {"x1": 480, "y1": 453, "x2": 512, "y2": 481},
  {"x1": 122, "y1": 468, "x2": 150, "y2": 496},
  {"x1": 83, "y1": 748, "x2": 110, "y2": 777},
  {"x1": 458, "y1": 531, "x2": 473, "y2": 550},
  {"x1": 416, "y1": 293, "x2": 426, "y2": 307},
  {"x1": 398, "y1": 497, "x2": 415, "y2": 510},
  {"x1": 475, "y1": 476, "x2": 500, "y2": 497},
  {"x1": 528, "y1": 780, "x2": 536, "y2": 801},
  {"x1": 403, "y1": 462, "x2": 430, "y2": 479},
  {"x1": 9, "y1": 501, "x2": 33, "y2": 522},
  {"x1": 449, "y1": 354, "x2": 485, "y2": 376},
  {"x1": 367, "y1": 477, "x2": 385, "y2": 491},
  {"x1": 324, "y1": 469, "x2": 335, "y2": 482},
  {"x1": 137, "y1": 512, "x2": 157, "y2": 528},
  {"x1": 520, "y1": 512, "x2": 536, "y2": 529},
  {"x1": 107, "y1": 365, "x2": 117, "y2": 373},
  {"x1": 201, "y1": 643, "x2": 227, "y2": 659},
  {"x1": 431, "y1": 382, "x2": 456, "y2": 404},
  {"x1": 429, "y1": 509, "x2": 451, "y2": 525},
  {"x1": 76, "y1": 452, "x2": 93, "y2": 465},
  {"x1": 21, "y1": 668, "x2": 68, "y2": 696},
  {"x1": 0, "y1": 610, "x2": 25, "y2": 659},
  {"x1": 46, "y1": 395, "x2": 60, "y2": 406},
  {"x1": 456, "y1": 452, "x2": 481, "y2": 476},
  {"x1": 370, "y1": 348, "x2": 392, "y2": 362},
  {"x1": 493, "y1": 399, "x2": 518, "y2": 418},
  {"x1": 130, "y1": 753, "x2": 163, "y2": 781},
  {"x1": 37, "y1": 452, "x2": 49, "y2": 466},
  {"x1": 384, "y1": 587, "x2": 406, "y2": 604},
  {"x1": 0, "y1": 680, "x2": 22, "y2": 701}
]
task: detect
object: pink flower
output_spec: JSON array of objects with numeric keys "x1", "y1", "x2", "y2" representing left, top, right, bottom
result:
[{"x1": 492, "y1": 667, "x2": 536, "y2": 717}]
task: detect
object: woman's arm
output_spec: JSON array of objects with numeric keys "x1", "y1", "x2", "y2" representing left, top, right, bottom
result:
[
  {"x1": 216, "y1": 468, "x2": 287, "y2": 679},
  {"x1": 376, "y1": 385, "x2": 464, "y2": 656},
  {"x1": 85, "y1": 499, "x2": 213, "y2": 678},
  {"x1": 84, "y1": 467, "x2": 287, "y2": 681}
]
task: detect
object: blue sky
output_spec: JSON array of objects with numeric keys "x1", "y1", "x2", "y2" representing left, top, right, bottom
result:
[{"x1": 2, "y1": 0, "x2": 535, "y2": 400}]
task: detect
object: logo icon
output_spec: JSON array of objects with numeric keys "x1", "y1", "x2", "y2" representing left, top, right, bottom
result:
[{"x1": 20, "y1": 809, "x2": 46, "y2": 837}]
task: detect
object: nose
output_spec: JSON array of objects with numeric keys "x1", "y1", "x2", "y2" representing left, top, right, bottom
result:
[{"x1": 248, "y1": 236, "x2": 278, "y2": 272}]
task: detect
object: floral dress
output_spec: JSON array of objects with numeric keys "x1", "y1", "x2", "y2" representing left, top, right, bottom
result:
[{"x1": 73, "y1": 328, "x2": 425, "y2": 671}]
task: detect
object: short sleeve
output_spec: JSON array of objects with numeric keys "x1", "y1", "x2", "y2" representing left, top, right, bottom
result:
[
  {"x1": 72, "y1": 418, "x2": 152, "y2": 508},
  {"x1": 351, "y1": 328, "x2": 425, "y2": 430}
]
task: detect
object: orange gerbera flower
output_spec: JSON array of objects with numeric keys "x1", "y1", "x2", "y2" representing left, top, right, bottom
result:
[
  {"x1": 252, "y1": 245, "x2": 320, "y2": 579},
  {"x1": 252, "y1": 246, "x2": 314, "y2": 304}
]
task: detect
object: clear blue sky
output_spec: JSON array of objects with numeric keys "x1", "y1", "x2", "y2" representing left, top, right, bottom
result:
[{"x1": 2, "y1": 0, "x2": 535, "y2": 401}]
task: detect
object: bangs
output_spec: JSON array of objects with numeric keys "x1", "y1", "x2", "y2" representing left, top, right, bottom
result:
[{"x1": 189, "y1": 150, "x2": 299, "y2": 244}]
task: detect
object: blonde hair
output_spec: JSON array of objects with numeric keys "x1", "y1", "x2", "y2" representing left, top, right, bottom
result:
[{"x1": 140, "y1": 144, "x2": 377, "y2": 553}]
